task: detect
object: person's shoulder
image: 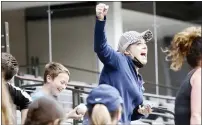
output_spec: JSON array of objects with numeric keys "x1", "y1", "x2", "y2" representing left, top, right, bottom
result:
[
  {"x1": 6, "y1": 82, "x2": 32, "y2": 99},
  {"x1": 190, "y1": 67, "x2": 201, "y2": 86},
  {"x1": 31, "y1": 90, "x2": 45, "y2": 101},
  {"x1": 192, "y1": 68, "x2": 201, "y2": 79},
  {"x1": 6, "y1": 82, "x2": 16, "y2": 90},
  {"x1": 195, "y1": 67, "x2": 201, "y2": 74}
]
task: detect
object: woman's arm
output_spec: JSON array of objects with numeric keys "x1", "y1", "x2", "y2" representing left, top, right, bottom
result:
[{"x1": 190, "y1": 68, "x2": 201, "y2": 125}]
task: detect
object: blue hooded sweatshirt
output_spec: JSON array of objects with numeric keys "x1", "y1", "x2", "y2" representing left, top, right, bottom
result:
[{"x1": 94, "y1": 17, "x2": 145, "y2": 123}]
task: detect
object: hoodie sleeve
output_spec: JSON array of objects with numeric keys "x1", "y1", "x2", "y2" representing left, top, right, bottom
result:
[
  {"x1": 131, "y1": 103, "x2": 145, "y2": 120},
  {"x1": 94, "y1": 16, "x2": 119, "y2": 68}
]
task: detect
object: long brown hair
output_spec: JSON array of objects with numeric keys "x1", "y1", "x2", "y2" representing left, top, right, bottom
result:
[
  {"x1": 163, "y1": 26, "x2": 201, "y2": 71},
  {"x1": 1, "y1": 76, "x2": 14, "y2": 125}
]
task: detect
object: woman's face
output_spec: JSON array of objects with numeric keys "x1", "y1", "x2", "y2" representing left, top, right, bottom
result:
[{"x1": 125, "y1": 39, "x2": 148, "y2": 65}]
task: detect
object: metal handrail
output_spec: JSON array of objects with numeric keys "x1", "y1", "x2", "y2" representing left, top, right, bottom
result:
[
  {"x1": 19, "y1": 63, "x2": 180, "y2": 90},
  {"x1": 17, "y1": 77, "x2": 175, "y2": 125},
  {"x1": 19, "y1": 63, "x2": 100, "y2": 74},
  {"x1": 15, "y1": 75, "x2": 178, "y2": 91},
  {"x1": 15, "y1": 76, "x2": 96, "y2": 89},
  {"x1": 139, "y1": 119, "x2": 174, "y2": 125},
  {"x1": 21, "y1": 83, "x2": 175, "y2": 113},
  {"x1": 144, "y1": 93, "x2": 175, "y2": 100},
  {"x1": 16, "y1": 76, "x2": 176, "y2": 100}
]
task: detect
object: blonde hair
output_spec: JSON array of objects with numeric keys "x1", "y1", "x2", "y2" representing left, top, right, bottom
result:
[
  {"x1": 44, "y1": 62, "x2": 70, "y2": 83},
  {"x1": 1, "y1": 77, "x2": 14, "y2": 125},
  {"x1": 90, "y1": 104, "x2": 121, "y2": 125},
  {"x1": 163, "y1": 26, "x2": 201, "y2": 71}
]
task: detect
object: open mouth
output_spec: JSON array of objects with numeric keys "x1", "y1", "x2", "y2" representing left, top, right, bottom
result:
[{"x1": 140, "y1": 52, "x2": 147, "y2": 57}]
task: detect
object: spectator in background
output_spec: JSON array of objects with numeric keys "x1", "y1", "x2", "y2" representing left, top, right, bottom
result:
[
  {"x1": 31, "y1": 62, "x2": 86, "y2": 120},
  {"x1": 31, "y1": 62, "x2": 70, "y2": 100},
  {"x1": 1, "y1": 52, "x2": 32, "y2": 124}
]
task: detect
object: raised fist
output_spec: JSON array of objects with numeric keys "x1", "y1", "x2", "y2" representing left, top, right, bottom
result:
[{"x1": 96, "y1": 3, "x2": 109, "y2": 21}]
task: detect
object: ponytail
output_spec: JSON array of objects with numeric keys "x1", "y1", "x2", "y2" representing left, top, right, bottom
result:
[
  {"x1": 163, "y1": 26, "x2": 201, "y2": 71},
  {"x1": 91, "y1": 104, "x2": 111, "y2": 125}
]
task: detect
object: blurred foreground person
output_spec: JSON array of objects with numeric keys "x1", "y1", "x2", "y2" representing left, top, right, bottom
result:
[
  {"x1": 24, "y1": 96, "x2": 65, "y2": 125},
  {"x1": 86, "y1": 84, "x2": 123, "y2": 125}
]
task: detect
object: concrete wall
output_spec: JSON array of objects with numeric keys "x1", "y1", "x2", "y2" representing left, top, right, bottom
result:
[
  {"x1": 2, "y1": 8, "x2": 200, "y2": 96},
  {"x1": 27, "y1": 15, "x2": 99, "y2": 84},
  {"x1": 2, "y1": 9, "x2": 27, "y2": 73}
]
